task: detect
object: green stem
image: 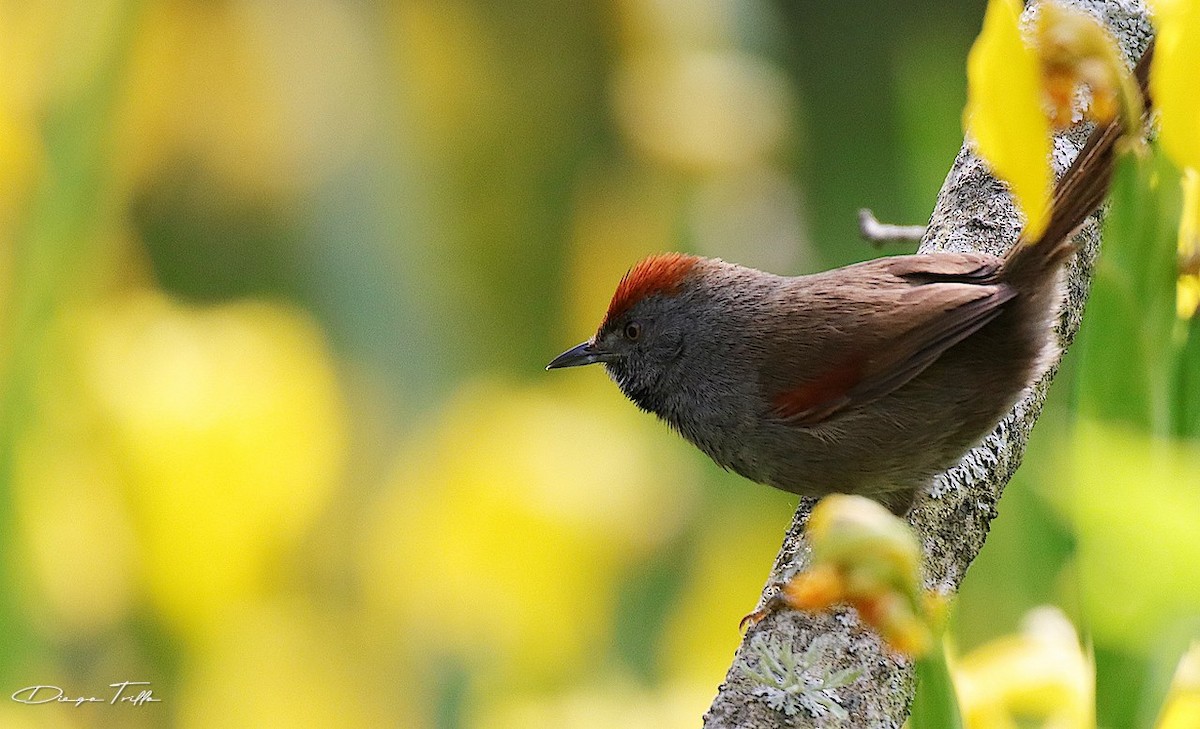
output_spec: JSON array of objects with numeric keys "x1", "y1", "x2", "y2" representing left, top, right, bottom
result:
[{"x1": 909, "y1": 635, "x2": 964, "y2": 729}]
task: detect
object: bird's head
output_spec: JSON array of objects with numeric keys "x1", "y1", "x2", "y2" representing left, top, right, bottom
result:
[{"x1": 547, "y1": 253, "x2": 702, "y2": 413}]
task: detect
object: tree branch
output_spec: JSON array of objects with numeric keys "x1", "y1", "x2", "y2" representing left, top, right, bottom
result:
[{"x1": 702, "y1": 2, "x2": 1153, "y2": 726}]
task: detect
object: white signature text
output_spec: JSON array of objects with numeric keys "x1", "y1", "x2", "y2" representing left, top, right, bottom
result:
[{"x1": 11, "y1": 682, "x2": 160, "y2": 707}]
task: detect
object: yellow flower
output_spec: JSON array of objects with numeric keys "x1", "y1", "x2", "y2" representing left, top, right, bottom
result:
[
  {"x1": 613, "y1": 50, "x2": 792, "y2": 172},
  {"x1": 965, "y1": 0, "x2": 1052, "y2": 240},
  {"x1": 965, "y1": 0, "x2": 1140, "y2": 242},
  {"x1": 1035, "y1": 3, "x2": 1142, "y2": 131},
  {"x1": 1148, "y1": 1, "x2": 1200, "y2": 320},
  {"x1": 15, "y1": 291, "x2": 347, "y2": 641},
  {"x1": 177, "y1": 602, "x2": 406, "y2": 729},
  {"x1": 117, "y1": 0, "x2": 377, "y2": 198},
  {"x1": 806, "y1": 494, "x2": 922, "y2": 585},
  {"x1": 1157, "y1": 642, "x2": 1200, "y2": 729},
  {"x1": 1178, "y1": 168, "x2": 1200, "y2": 320},
  {"x1": 359, "y1": 381, "x2": 699, "y2": 686},
  {"x1": 77, "y1": 292, "x2": 347, "y2": 639},
  {"x1": 953, "y1": 607, "x2": 1093, "y2": 729},
  {"x1": 13, "y1": 422, "x2": 137, "y2": 636},
  {"x1": 744, "y1": 494, "x2": 938, "y2": 657},
  {"x1": 471, "y1": 678, "x2": 714, "y2": 729},
  {"x1": 1149, "y1": 0, "x2": 1200, "y2": 173}
]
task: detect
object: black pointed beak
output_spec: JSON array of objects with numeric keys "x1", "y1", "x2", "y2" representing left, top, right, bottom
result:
[{"x1": 546, "y1": 340, "x2": 606, "y2": 370}]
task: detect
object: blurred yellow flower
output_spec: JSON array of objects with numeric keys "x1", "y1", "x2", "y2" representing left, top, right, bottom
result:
[
  {"x1": 1149, "y1": 0, "x2": 1200, "y2": 173},
  {"x1": 965, "y1": 0, "x2": 1138, "y2": 242},
  {"x1": 0, "y1": 705, "x2": 76, "y2": 729},
  {"x1": 0, "y1": 0, "x2": 131, "y2": 248},
  {"x1": 1057, "y1": 420, "x2": 1200, "y2": 653},
  {"x1": 608, "y1": 0, "x2": 793, "y2": 173},
  {"x1": 389, "y1": 0, "x2": 500, "y2": 157},
  {"x1": 1149, "y1": 0, "x2": 1200, "y2": 321},
  {"x1": 77, "y1": 291, "x2": 346, "y2": 639},
  {"x1": 360, "y1": 380, "x2": 699, "y2": 687},
  {"x1": 472, "y1": 677, "x2": 714, "y2": 729},
  {"x1": 953, "y1": 606, "x2": 1093, "y2": 729},
  {"x1": 657, "y1": 487, "x2": 794, "y2": 685},
  {"x1": 1035, "y1": 2, "x2": 1141, "y2": 131},
  {"x1": 613, "y1": 50, "x2": 792, "y2": 172},
  {"x1": 1157, "y1": 642, "x2": 1200, "y2": 729},
  {"x1": 13, "y1": 430, "x2": 137, "y2": 636},
  {"x1": 118, "y1": 0, "x2": 378, "y2": 198},
  {"x1": 1178, "y1": 168, "x2": 1200, "y2": 320},
  {"x1": 965, "y1": 0, "x2": 1052, "y2": 240},
  {"x1": 178, "y1": 602, "x2": 403, "y2": 729},
  {"x1": 744, "y1": 494, "x2": 938, "y2": 657},
  {"x1": 0, "y1": 93, "x2": 41, "y2": 244}
]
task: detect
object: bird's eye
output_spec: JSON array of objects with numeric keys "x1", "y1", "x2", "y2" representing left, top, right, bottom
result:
[{"x1": 623, "y1": 321, "x2": 642, "y2": 341}]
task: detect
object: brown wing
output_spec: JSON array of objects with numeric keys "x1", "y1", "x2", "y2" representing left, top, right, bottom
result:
[{"x1": 761, "y1": 252, "x2": 1013, "y2": 426}]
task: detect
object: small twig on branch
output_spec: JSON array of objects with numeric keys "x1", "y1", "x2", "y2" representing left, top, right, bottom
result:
[{"x1": 857, "y1": 208, "x2": 927, "y2": 247}]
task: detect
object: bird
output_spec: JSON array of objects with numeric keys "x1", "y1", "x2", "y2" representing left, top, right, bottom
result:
[{"x1": 548, "y1": 47, "x2": 1150, "y2": 514}]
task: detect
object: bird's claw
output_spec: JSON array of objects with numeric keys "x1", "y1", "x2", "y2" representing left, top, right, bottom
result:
[{"x1": 739, "y1": 594, "x2": 787, "y2": 632}]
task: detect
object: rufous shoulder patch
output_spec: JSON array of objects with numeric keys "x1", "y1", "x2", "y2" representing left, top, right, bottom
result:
[
  {"x1": 602, "y1": 253, "x2": 700, "y2": 326},
  {"x1": 770, "y1": 359, "x2": 864, "y2": 425}
]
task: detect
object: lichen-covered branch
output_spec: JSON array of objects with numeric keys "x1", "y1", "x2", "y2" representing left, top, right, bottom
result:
[{"x1": 702, "y1": 2, "x2": 1153, "y2": 726}]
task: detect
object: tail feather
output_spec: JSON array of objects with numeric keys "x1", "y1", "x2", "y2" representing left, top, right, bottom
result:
[{"x1": 1003, "y1": 40, "x2": 1155, "y2": 279}]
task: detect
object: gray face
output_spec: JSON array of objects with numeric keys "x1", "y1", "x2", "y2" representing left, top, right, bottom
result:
[
  {"x1": 546, "y1": 294, "x2": 691, "y2": 418},
  {"x1": 597, "y1": 296, "x2": 689, "y2": 417}
]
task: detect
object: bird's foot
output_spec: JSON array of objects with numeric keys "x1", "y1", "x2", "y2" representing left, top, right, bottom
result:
[
  {"x1": 739, "y1": 593, "x2": 789, "y2": 632},
  {"x1": 739, "y1": 565, "x2": 843, "y2": 632}
]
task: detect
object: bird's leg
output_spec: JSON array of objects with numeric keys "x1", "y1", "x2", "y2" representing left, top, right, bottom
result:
[
  {"x1": 739, "y1": 564, "x2": 842, "y2": 631},
  {"x1": 739, "y1": 593, "x2": 789, "y2": 631}
]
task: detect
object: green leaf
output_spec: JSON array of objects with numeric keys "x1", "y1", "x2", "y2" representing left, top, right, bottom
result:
[{"x1": 1074, "y1": 145, "x2": 1183, "y2": 433}]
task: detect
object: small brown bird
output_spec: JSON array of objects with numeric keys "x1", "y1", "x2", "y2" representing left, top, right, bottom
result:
[{"x1": 549, "y1": 53, "x2": 1148, "y2": 514}]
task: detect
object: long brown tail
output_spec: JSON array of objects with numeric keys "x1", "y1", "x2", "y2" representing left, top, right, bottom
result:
[{"x1": 1004, "y1": 40, "x2": 1155, "y2": 277}]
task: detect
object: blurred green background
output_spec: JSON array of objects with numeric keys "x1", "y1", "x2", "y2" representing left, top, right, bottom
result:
[{"x1": 1, "y1": 0, "x2": 1195, "y2": 727}]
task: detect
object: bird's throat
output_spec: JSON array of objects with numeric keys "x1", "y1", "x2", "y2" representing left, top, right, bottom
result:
[{"x1": 606, "y1": 362, "x2": 670, "y2": 417}]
